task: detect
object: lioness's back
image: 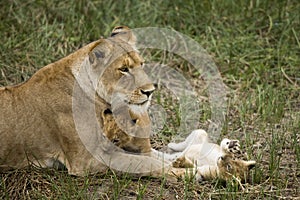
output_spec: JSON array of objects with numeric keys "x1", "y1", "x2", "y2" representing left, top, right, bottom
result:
[{"x1": 0, "y1": 42, "x2": 86, "y2": 169}]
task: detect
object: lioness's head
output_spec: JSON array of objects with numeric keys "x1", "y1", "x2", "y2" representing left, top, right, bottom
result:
[
  {"x1": 85, "y1": 26, "x2": 154, "y2": 153},
  {"x1": 87, "y1": 26, "x2": 154, "y2": 106}
]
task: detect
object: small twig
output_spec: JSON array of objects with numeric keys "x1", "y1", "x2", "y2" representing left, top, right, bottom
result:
[
  {"x1": 231, "y1": 175, "x2": 245, "y2": 191},
  {"x1": 208, "y1": 188, "x2": 295, "y2": 196},
  {"x1": 264, "y1": 192, "x2": 298, "y2": 200},
  {"x1": 1, "y1": 69, "x2": 9, "y2": 85},
  {"x1": 281, "y1": 67, "x2": 299, "y2": 88}
]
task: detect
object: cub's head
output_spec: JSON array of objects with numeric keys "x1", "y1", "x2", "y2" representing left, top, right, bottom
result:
[
  {"x1": 217, "y1": 155, "x2": 256, "y2": 182},
  {"x1": 101, "y1": 108, "x2": 151, "y2": 153},
  {"x1": 86, "y1": 26, "x2": 154, "y2": 153}
]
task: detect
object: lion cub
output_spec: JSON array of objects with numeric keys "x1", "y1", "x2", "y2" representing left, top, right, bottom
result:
[
  {"x1": 167, "y1": 130, "x2": 256, "y2": 181},
  {"x1": 100, "y1": 107, "x2": 151, "y2": 154}
]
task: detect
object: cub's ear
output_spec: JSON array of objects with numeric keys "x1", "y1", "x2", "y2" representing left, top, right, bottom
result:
[
  {"x1": 88, "y1": 40, "x2": 113, "y2": 67},
  {"x1": 102, "y1": 108, "x2": 113, "y2": 126},
  {"x1": 110, "y1": 26, "x2": 136, "y2": 47},
  {"x1": 245, "y1": 160, "x2": 256, "y2": 170},
  {"x1": 103, "y1": 108, "x2": 112, "y2": 115}
]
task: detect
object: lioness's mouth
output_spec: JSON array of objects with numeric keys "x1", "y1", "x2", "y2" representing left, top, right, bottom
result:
[
  {"x1": 126, "y1": 99, "x2": 148, "y2": 106},
  {"x1": 135, "y1": 100, "x2": 148, "y2": 105}
]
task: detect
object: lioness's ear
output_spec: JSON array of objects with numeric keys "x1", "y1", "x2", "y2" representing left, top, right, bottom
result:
[
  {"x1": 110, "y1": 26, "x2": 136, "y2": 47},
  {"x1": 88, "y1": 40, "x2": 113, "y2": 67}
]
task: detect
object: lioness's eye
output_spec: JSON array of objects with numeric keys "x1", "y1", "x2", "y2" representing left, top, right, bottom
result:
[{"x1": 119, "y1": 66, "x2": 129, "y2": 73}]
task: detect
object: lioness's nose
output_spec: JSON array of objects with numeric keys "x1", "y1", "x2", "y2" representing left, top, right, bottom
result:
[{"x1": 141, "y1": 88, "x2": 155, "y2": 98}]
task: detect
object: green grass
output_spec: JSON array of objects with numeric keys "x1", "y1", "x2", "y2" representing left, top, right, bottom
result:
[{"x1": 1, "y1": 0, "x2": 300, "y2": 199}]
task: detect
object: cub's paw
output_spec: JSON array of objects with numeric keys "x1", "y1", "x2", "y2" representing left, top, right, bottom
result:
[
  {"x1": 172, "y1": 156, "x2": 194, "y2": 168},
  {"x1": 221, "y1": 139, "x2": 240, "y2": 154},
  {"x1": 220, "y1": 139, "x2": 248, "y2": 160}
]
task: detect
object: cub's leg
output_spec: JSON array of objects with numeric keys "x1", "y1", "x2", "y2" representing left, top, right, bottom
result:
[{"x1": 168, "y1": 129, "x2": 208, "y2": 152}]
